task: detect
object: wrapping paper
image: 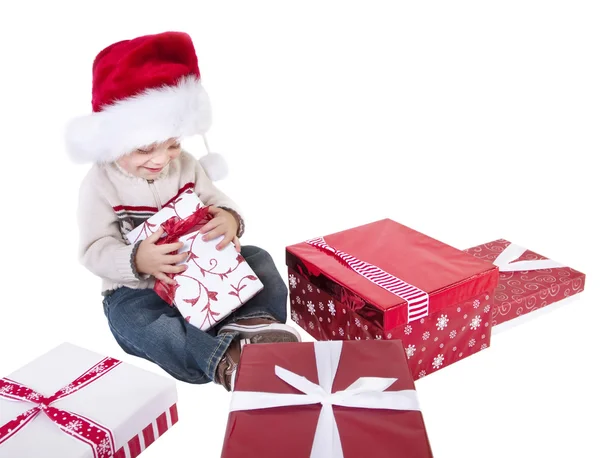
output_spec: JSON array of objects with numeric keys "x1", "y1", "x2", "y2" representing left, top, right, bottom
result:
[
  {"x1": 286, "y1": 219, "x2": 498, "y2": 379},
  {"x1": 221, "y1": 340, "x2": 433, "y2": 458},
  {"x1": 289, "y1": 269, "x2": 493, "y2": 380},
  {"x1": 464, "y1": 239, "x2": 586, "y2": 326},
  {"x1": 0, "y1": 343, "x2": 177, "y2": 458},
  {"x1": 125, "y1": 188, "x2": 202, "y2": 244},
  {"x1": 126, "y1": 192, "x2": 264, "y2": 331}
]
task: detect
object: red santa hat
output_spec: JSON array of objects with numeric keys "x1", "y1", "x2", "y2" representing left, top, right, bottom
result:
[{"x1": 65, "y1": 31, "x2": 228, "y2": 181}]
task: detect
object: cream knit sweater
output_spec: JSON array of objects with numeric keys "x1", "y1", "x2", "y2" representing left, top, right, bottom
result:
[{"x1": 76, "y1": 151, "x2": 244, "y2": 295}]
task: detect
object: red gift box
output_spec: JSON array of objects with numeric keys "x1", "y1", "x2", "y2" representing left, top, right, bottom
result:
[
  {"x1": 463, "y1": 239, "x2": 586, "y2": 327},
  {"x1": 221, "y1": 339, "x2": 433, "y2": 458},
  {"x1": 285, "y1": 219, "x2": 499, "y2": 380}
]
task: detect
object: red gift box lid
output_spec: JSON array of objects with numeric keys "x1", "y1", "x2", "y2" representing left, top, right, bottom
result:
[
  {"x1": 286, "y1": 219, "x2": 499, "y2": 331},
  {"x1": 222, "y1": 339, "x2": 433, "y2": 458}
]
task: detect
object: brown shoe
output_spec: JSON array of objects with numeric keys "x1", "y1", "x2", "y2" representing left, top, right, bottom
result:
[
  {"x1": 219, "y1": 318, "x2": 302, "y2": 343},
  {"x1": 214, "y1": 339, "x2": 241, "y2": 392}
]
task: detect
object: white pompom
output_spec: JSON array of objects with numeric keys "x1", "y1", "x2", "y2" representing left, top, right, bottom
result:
[{"x1": 199, "y1": 152, "x2": 228, "y2": 181}]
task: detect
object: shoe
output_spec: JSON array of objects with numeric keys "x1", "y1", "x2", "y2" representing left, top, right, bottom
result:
[
  {"x1": 219, "y1": 317, "x2": 302, "y2": 343},
  {"x1": 214, "y1": 339, "x2": 241, "y2": 392}
]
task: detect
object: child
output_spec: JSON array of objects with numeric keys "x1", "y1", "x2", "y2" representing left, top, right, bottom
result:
[{"x1": 65, "y1": 31, "x2": 301, "y2": 391}]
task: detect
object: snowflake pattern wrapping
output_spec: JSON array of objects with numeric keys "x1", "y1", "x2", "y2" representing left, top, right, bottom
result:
[
  {"x1": 464, "y1": 239, "x2": 586, "y2": 327},
  {"x1": 0, "y1": 343, "x2": 178, "y2": 458},
  {"x1": 289, "y1": 270, "x2": 493, "y2": 379},
  {"x1": 286, "y1": 219, "x2": 498, "y2": 380},
  {"x1": 126, "y1": 193, "x2": 264, "y2": 331}
]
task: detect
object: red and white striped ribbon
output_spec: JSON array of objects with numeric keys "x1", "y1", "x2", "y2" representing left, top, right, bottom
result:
[
  {"x1": 113, "y1": 404, "x2": 178, "y2": 458},
  {"x1": 0, "y1": 357, "x2": 121, "y2": 458},
  {"x1": 305, "y1": 237, "x2": 429, "y2": 322}
]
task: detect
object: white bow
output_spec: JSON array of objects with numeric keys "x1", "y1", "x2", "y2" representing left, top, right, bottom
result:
[
  {"x1": 493, "y1": 243, "x2": 564, "y2": 272},
  {"x1": 229, "y1": 341, "x2": 421, "y2": 458}
]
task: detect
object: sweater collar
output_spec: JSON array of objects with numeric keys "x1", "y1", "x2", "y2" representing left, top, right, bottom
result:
[{"x1": 110, "y1": 161, "x2": 170, "y2": 182}]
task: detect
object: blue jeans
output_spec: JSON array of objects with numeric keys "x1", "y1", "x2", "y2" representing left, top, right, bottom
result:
[{"x1": 102, "y1": 245, "x2": 288, "y2": 384}]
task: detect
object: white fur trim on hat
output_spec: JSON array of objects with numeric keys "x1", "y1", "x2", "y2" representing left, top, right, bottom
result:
[{"x1": 65, "y1": 75, "x2": 212, "y2": 164}]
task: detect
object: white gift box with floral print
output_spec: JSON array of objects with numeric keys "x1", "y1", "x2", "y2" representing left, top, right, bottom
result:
[{"x1": 125, "y1": 190, "x2": 264, "y2": 331}]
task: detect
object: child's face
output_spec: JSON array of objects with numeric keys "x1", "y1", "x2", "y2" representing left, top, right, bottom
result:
[{"x1": 117, "y1": 138, "x2": 182, "y2": 179}]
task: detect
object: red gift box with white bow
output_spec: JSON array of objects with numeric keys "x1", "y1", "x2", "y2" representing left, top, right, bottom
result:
[
  {"x1": 464, "y1": 239, "x2": 586, "y2": 329},
  {"x1": 221, "y1": 339, "x2": 434, "y2": 458}
]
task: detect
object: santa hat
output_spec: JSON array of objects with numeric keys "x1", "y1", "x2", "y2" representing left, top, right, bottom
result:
[{"x1": 65, "y1": 31, "x2": 228, "y2": 181}]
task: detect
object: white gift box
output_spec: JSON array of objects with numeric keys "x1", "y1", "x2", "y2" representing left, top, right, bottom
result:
[
  {"x1": 0, "y1": 343, "x2": 178, "y2": 458},
  {"x1": 159, "y1": 228, "x2": 265, "y2": 330},
  {"x1": 125, "y1": 190, "x2": 264, "y2": 331},
  {"x1": 125, "y1": 189, "x2": 203, "y2": 245}
]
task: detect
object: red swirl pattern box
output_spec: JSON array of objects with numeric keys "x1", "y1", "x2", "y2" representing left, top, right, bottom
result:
[
  {"x1": 125, "y1": 191, "x2": 264, "y2": 331},
  {"x1": 286, "y1": 219, "x2": 499, "y2": 380},
  {"x1": 464, "y1": 239, "x2": 586, "y2": 327}
]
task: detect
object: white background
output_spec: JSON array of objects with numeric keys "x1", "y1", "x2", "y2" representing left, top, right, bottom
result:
[{"x1": 1, "y1": 1, "x2": 598, "y2": 457}]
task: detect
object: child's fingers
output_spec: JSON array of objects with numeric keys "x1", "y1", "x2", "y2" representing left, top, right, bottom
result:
[
  {"x1": 162, "y1": 263, "x2": 188, "y2": 274},
  {"x1": 216, "y1": 232, "x2": 235, "y2": 251},
  {"x1": 206, "y1": 205, "x2": 222, "y2": 216},
  {"x1": 154, "y1": 271, "x2": 176, "y2": 285},
  {"x1": 146, "y1": 226, "x2": 164, "y2": 243},
  {"x1": 202, "y1": 226, "x2": 226, "y2": 242},
  {"x1": 163, "y1": 252, "x2": 189, "y2": 265},
  {"x1": 159, "y1": 241, "x2": 184, "y2": 253},
  {"x1": 234, "y1": 236, "x2": 241, "y2": 252},
  {"x1": 199, "y1": 218, "x2": 221, "y2": 234}
]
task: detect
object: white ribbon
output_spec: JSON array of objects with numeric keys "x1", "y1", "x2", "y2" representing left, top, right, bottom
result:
[
  {"x1": 493, "y1": 243, "x2": 565, "y2": 272},
  {"x1": 229, "y1": 341, "x2": 420, "y2": 458}
]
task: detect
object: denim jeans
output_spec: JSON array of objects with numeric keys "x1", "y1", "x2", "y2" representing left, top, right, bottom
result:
[{"x1": 102, "y1": 245, "x2": 289, "y2": 384}]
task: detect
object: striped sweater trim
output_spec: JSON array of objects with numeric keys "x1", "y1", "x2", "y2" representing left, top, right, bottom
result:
[
  {"x1": 115, "y1": 210, "x2": 156, "y2": 220},
  {"x1": 112, "y1": 182, "x2": 195, "y2": 214}
]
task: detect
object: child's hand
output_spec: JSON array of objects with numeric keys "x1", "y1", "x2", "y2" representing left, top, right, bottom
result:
[
  {"x1": 199, "y1": 206, "x2": 241, "y2": 252},
  {"x1": 135, "y1": 227, "x2": 189, "y2": 284}
]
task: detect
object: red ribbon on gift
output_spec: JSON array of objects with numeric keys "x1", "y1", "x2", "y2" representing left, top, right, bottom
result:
[
  {"x1": 305, "y1": 236, "x2": 430, "y2": 322},
  {"x1": 153, "y1": 206, "x2": 214, "y2": 306},
  {"x1": 0, "y1": 357, "x2": 121, "y2": 458}
]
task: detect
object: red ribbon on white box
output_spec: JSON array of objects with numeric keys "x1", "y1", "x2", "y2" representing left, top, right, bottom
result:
[
  {"x1": 493, "y1": 243, "x2": 565, "y2": 272},
  {"x1": 305, "y1": 236, "x2": 430, "y2": 322},
  {"x1": 0, "y1": 357, "x2": 121, "y2": 458},
  {"x1": 229, "y1": 341, "x2": 421, "y2": 458}
]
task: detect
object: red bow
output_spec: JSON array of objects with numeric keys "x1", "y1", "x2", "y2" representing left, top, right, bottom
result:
[
  {"x1": 154, "y1": 206, "x2": 214, "y2": 305},
  {"x1": 0, "y1": 357, "x2": 121, "y2": 457}
]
